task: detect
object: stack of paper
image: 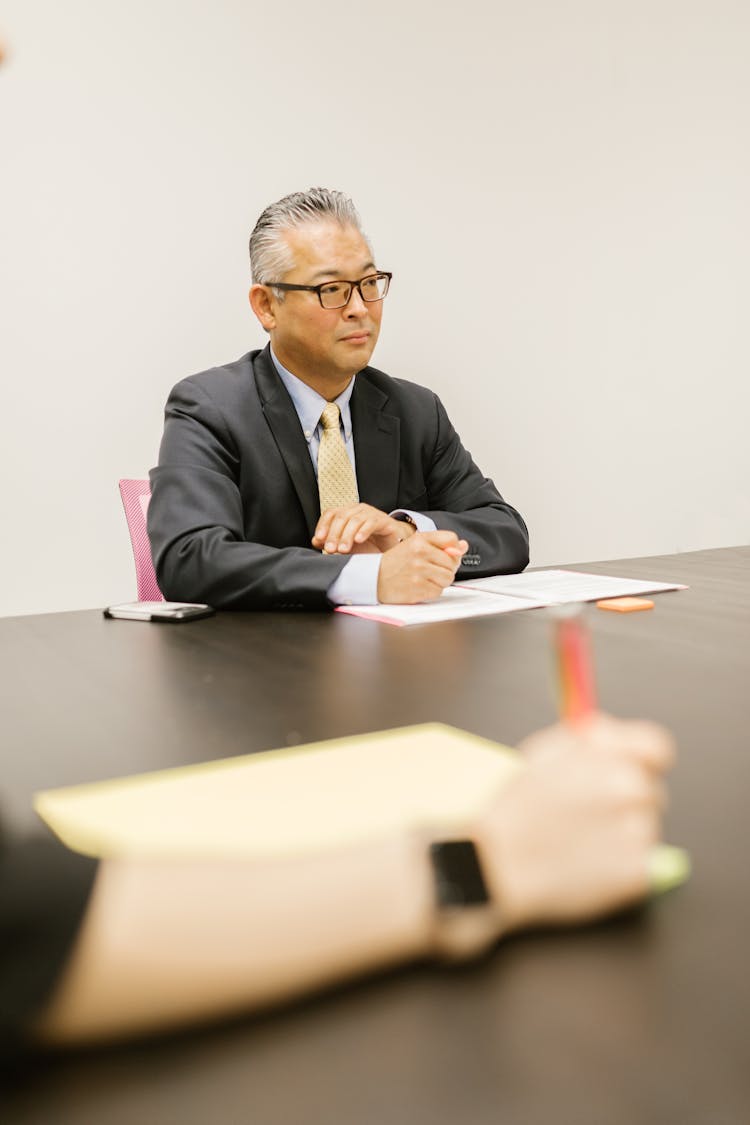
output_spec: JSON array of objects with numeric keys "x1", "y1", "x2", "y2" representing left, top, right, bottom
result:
[{"x1": 335, "y1": 569, "x2": 686, "y2": 627}]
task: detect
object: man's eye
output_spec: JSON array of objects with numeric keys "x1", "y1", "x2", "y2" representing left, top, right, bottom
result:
[{"x1": 321, "y1": 283, "x2": 346, "y2": 296}]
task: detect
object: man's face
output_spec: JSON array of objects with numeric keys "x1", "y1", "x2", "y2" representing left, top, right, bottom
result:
[{"x1": 261, "y1": 220, "x2": 383, "y2": 394}]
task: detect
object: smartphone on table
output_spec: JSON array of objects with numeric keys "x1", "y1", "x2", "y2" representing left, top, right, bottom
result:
[{"x1": 104, "y1": 601, "x2": 215, "y2": 622}]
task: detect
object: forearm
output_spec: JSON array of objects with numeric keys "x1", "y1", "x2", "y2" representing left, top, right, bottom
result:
[
  {"x1": 35, "y1": 832, "x2": 436, "y2": 1044},
  {"x1": 155, "y1": 528, "x2": 348, "y2": 609}
]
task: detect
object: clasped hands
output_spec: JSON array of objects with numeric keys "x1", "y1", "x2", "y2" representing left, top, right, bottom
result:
[{"x1": 312, "y1": 503, "x2": 468, "y2": 604}]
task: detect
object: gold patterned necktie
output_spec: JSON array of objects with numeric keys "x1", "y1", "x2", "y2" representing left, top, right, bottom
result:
[{"x1": 317, "y1": 402, "x2": 359, "y2": 514}]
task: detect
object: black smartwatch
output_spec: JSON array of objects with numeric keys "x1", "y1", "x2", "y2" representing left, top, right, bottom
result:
[{"x1": 429, "y1": 839, "x2": 501, "y2": 961}]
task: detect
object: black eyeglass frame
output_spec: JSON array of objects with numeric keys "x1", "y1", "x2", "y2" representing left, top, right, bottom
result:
[{"x1": 266, "y1": 271, "x2": 393, "y2": 309}]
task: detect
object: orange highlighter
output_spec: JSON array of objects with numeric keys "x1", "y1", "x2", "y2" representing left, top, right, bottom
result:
[{"x1": 553, "y1": 605, "x2": 597, "y2": 722}]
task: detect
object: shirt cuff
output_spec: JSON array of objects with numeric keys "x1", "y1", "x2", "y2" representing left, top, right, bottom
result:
[
  {"x1": 390, "y1": 509, "x2": 437, "y2": 533},
  {"x1": 327, "y1": 555, "x2": 382, "y2": 605}
]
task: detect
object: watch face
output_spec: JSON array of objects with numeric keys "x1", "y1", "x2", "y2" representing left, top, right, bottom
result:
[{"x1": 430, "y1": 840, "x2": 490, "y2": 908}]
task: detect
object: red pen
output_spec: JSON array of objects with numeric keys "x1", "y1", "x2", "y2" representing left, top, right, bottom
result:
[{"x1": 553, "y1": 605, "x2": 597, "y2": 722}]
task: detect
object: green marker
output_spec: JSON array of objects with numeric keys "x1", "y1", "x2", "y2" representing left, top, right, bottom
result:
[{"x1": 649, "y1": 843, "x2": 691, "y2": 895}]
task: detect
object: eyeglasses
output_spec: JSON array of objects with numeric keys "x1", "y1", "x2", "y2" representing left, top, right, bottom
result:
[{"x1": 268, "y1": 271, "x2": 392, "y2": 310}]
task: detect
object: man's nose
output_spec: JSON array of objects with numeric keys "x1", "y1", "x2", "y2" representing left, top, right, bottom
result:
[{"x1": 344, "y1": 287, "x2": 368, "y2": 316}]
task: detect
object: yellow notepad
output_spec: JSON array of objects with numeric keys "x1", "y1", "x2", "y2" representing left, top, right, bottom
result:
[
  {"x1": 34, "y1": 723, "x2": 689, "y2": 894},
  {"x1": 34, "y1": 724, "x2": 521, "y2": 860}
]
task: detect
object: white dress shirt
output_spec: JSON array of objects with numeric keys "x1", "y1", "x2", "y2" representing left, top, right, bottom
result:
[{"x1": 270, "y1": 349, "x2": 435, "y2": 604}]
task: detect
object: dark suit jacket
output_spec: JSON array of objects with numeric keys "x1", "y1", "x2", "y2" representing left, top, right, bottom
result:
[
  {"x1": 148, "y1": 346, "x2": 529, "y2": 609},
  {"x1": 1, "y1": 830, "x2": 97, "y2": 1060}
]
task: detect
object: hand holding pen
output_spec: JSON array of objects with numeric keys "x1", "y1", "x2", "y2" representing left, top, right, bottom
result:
[{"x1": 551, "y1": 603, "x2": 690, "y2": 894}]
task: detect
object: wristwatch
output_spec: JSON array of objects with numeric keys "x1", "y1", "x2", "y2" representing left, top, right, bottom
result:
[
  {"x1": 429, "y1": 839, "x2": 502, "y2": 962},
  {"x1": 393, "y1": 513, "x2": 418, "y2": 539}
]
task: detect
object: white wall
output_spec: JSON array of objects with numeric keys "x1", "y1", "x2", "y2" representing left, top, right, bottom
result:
[{"x1": 2, "y1": 0, "x2": 748, "y2": 617}]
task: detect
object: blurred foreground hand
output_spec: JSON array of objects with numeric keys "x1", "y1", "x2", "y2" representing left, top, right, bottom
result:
[{"x1": 477, "y1": 713, "x2": 675, "y2": 931}]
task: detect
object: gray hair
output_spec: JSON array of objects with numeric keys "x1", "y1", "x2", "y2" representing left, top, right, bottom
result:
[{"x1": 249, "y1": 187, "x2": 370, "y2": 287}]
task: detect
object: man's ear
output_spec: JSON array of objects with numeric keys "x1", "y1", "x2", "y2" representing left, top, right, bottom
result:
[{"x1": 249, "y1": 284, "x2": 276, "y2": 331}]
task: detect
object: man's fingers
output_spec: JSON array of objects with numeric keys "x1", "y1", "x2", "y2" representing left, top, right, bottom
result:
[
  {"x1": 419, "y1": 530, "x2": 463, "y2": 550},
  {"x1": 377, "y1": 533, "x2": 465, "y2": 603},
  {"x1": 443, "y1": 539, "x2": 469, "y2": 560},
  {"x1": 412, "y1": 539, "x2": 463, "y2": 575},
  {"x1": 320, "y1": 514, "x2": 352, "y2": 552},
  {"x1": 327, "y1": 515, "x2": 375, "y2": 553},
  {"x1": 313, "y1": 505, "x2": 398, "y2": 553},
  {"x1": 401, "y1": 532, "x2": 466, "y2": 568},
  {"x1": 313, "y1": 509, "x2": 363, "y2": 552},
  {"x1": 312, "y1": 508, "x2": 340, "y2": 544}
]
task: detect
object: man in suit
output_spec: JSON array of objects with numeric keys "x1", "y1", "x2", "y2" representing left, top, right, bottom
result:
[{"x1": 149, "y1": 188, "x2": 529, "y2": 609}]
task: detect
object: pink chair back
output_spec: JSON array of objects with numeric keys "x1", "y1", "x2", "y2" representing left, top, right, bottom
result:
[{"x1": 118, "y1": 479, "x2": 164, "y2": 602}]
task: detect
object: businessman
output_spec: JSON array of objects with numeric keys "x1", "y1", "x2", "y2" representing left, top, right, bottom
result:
[{"x1": 148, "y1": 188, "x2": 529, "y2": 609}]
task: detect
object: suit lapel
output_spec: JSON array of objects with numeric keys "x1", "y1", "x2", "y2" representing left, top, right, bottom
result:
[
  {"x1": 351, "y1": 374, "x2": 401, "y2": 511},
  {"x1": 254, "y1": 350, "x2": 402, "y2": 527},
  {"x1": 253, "y1": 347, "x2": 320, "y2": 537}
]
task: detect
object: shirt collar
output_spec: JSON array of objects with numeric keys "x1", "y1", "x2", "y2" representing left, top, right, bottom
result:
[{"x1": 270, "y1": 348, "x2": 354, "y2": 444}]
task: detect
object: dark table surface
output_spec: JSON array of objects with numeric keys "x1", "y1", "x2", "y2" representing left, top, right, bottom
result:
[{"x1": 3, "y1": 546, "x2": 749, "y2": 1123}]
